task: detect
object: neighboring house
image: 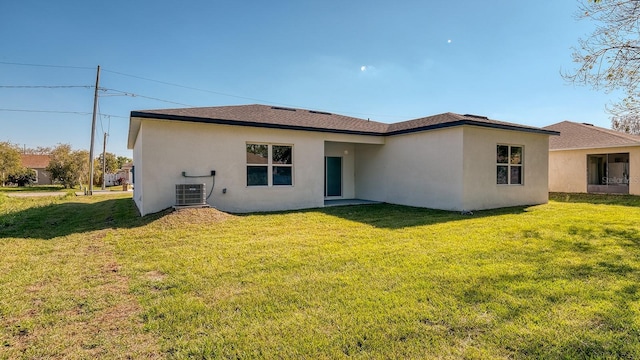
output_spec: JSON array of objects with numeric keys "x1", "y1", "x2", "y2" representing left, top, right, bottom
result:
[
  {"x1": 544, "y1": 121, "x2": 640, "y2": 195},
  {"x1": 128, "y1": 104, "x2": 558, "y2": 216},
  {"x1": 120, "y1": 161, "x2": 133, "y2": 184},
  {"x1": 104, "y1": 162, "x2": 134, "y2": 186},
  {"x1": 20, "y1": 154, "x2": 52, "y2": 185}
]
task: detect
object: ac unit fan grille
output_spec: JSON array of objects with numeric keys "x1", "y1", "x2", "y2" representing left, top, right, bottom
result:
[{"x1": 175, "y1": 184, "x2": 206, "y2": 206}]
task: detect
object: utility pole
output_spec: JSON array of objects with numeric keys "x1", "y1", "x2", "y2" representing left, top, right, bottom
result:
[
  {"x1": 101, "y1": 132, "x2": 107, "y2": 190},
  {"x1": 88, "y1": 65, "x2": 100, "y2": 195}
]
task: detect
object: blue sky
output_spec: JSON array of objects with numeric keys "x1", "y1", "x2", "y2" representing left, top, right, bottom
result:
[{"x1": 0, "y1": 1, "x2": 614, "y2": 157}]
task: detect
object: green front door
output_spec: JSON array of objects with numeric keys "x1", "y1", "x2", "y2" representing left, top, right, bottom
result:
[{"x1": 325, "y1": 156, "x2": 342, "y2": 197}]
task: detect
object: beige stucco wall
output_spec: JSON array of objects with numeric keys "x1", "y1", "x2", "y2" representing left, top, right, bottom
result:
[
  {"x1": 132, "y1": 125, "x2": 144, "y2": 213},
  {"x1": 131, "y1": 118, "x2": 383, "y2": 215},
  {"x1": 355, "y1": 126, "x2": 550, "y2": 211},
  {"x1": 461, "y1": 126, "x2": 550, "y2": 210},
  {"x1": 548, "y1": 149, "x2": 586, "y2": 193},
  {"x1": 131, "y1": 117, "x2": 552, "y2": 215},
  {"x1": 355, "y1": 127, "x2": 465, "y2": 211},
  {"x1": 549, "y1": 146, "x2": 640, "y2": 195},
  {"x1": 324, "y1": 142, "x2": 356, "y2": 199}
]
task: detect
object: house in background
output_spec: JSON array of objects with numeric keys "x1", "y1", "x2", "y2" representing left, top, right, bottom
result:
[
  {"x1": 104, "y1": 162, "x2": 134, "y2": 187},
  {"x1": 20, "y1": 154, "x2": 52, "y2": 185},
  {"x1": 128, "y1": 104, "x2": 558, "y2": 216},
  {"x1": 544, "y1": 121, "x2": 640, "y2": 195}
]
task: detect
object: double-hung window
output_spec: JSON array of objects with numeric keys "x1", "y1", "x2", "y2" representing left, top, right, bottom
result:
[
  {"x1": 497, "y1": 145, "x2": 523, "y2": 185},
  {"x1": 246, "y1": 143, "x2": 293, "y2": 186}
]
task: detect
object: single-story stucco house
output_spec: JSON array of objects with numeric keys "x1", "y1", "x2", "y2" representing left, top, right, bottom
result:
[
  {"x1": 127, "y1": 104, "x2": 558, "y2": 216},
  {"x1": 544, "y1": 120, "x2": 640, "y2": 195},
  {"x1": 20, "y1": 154, "x2": 52, "y2": 185}
]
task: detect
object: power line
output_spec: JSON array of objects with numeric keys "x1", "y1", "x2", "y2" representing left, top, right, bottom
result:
[
  {"x1": 100, "y1": 67, "x2": 416, "y2": 119},
  {"x1": 0, "y1": 108, "x2": 128, "y2": 118},
  {"x1": 0, "y1": 85, "x2": 92, "y2": 89},
  {"x1": 101, "y1": 87, "x2": 195, "y2": 107},
  {"x1": 101, "y1": 68, "x2": 303, "y2": 107},
  {"x1": 0, "y1": 61, "x2": 420, "y2": 120},
  {"x1": 2, "y1": 62, "x2": 286, "y2": 106},
  {"x1": 0, "y1": 61, "x2": 94, "y2": 70},
  {"x1": 98, "y1": 99, "x2": 104, "y2": 135},
  {"x1": 0, "y1": 108, "x2": 91, "y2": 115}
]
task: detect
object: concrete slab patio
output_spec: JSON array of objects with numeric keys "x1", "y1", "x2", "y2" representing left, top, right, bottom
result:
[{"x1": 324, "y1": 199, "x2": 382, "y2": 207}]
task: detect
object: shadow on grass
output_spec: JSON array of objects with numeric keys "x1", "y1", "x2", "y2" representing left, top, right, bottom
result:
[
  {"x1": 1, "y1": 196, "x2": 529, "y2": 238},
  {"x1": 0, "y1": 197, "x2": 169, "y2": 240},
  {"x1": 550, "y1": 192, "x2": 640, "y2": 207},
  {"x1": 0, "y1": 185, "x2": 66, "y2": 192},
  {"x1": 241, "y1": 203, "x2": 530, "y2": 230},
  {"x1": 603, "y1": 227, "x2": 640, "y2": 248}
]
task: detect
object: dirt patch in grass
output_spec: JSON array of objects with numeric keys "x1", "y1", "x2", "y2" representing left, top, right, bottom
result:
[
  {"x1": 1, "y1": 230, "x2": 162, "y2": 359},
  {"x1": 154, "y1": 207, "x2": 235, "y2": 227},
  {"x1": 145, "y1": 270, "x2": 167, "y2": 282}
]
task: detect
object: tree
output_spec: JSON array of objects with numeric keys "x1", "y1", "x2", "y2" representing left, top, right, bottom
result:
[
  {"x1": 22, "y1": 146, "x2": 52, "y2": 155},
  {"x1": 95, "y1": 152, "x2": 119, "y2": 186},
  {"x1": 0, "y1": 142, "x2": 21, "y2": 186},
  {"x1": 7, "y1": 167, "x2": 36, "y2": 187},
  {"x1": 564, "y1": 0, "x2": 640, "y2": 133},
  {"x1": 98, "y1": 152, "x2": 119, "y2": 173},
  {"x1": 46, "y1": 144, "x2": 89, "y2": 188},
  {"x1": 116, "y1": 155, "x2": 132, "y2": 169}
]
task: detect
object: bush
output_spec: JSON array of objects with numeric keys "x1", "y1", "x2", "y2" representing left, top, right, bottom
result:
[{"x1": 7, "y1": 167, "x2": 36, "y2": 187}]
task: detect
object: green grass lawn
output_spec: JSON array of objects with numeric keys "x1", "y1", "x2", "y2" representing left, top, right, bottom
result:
[
  {"x1": 1, "y1": 193, "x2": 639, "y2": 359},
  {"x1": 0, "y1": 185, "x2": 66, "y2": 193}
]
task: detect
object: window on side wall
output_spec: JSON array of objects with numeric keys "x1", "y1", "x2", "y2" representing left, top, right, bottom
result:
[
  {"x1": 497, "y1": 144, "x2": 523, "y2": 185},
  {"x1": 246, "y1": 143, "x2": 293, "y2": 186}
]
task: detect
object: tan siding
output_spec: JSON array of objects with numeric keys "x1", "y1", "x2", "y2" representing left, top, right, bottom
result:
[{"x1": 549, "y1": 146, "x2": 640, "y2": 195}]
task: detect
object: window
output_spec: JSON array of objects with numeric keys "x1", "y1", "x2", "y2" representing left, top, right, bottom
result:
[
  {"x1": 497, "y1": 145, "x2": 523, "y2": 185},
  {"x1": 246, "y1": 144, "x2": 268, "y2": 186},
  {"x1": 587, "y1": 153, "x2": 629, "y2": 194},
  {"x1": 246, "y1": 143, "x2": 293, "y2": 186}
]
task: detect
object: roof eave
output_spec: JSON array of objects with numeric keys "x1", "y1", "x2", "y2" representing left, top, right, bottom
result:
[
  {"x1": 387, "y1": 120, "x2": 560, "y2": 136},
  {"x1": 127, "y1": 117, "x2": 142, "y2": 149},
  {"x1": 549, "y1": 143, "x2": 640, "y2": 151},
  {"x1": 129, "y1": 111, "x2": 556, "y2": 138},
  {"x1": 130, "y1": 111, "x2": 387, "y2": 137}
]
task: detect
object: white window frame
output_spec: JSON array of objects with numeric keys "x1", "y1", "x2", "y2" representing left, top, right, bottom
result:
[
  {"x1": 246, "y1": 143, "x2": 293, "y2": 187},
  {"x1": 497, "y1": 144, "x2": 524, "y2": 185}
]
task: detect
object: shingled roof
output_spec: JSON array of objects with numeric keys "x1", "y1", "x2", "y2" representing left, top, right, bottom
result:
[
  {"x1": 387, "y1": 112, "x2": 557, "y2": 135},
  {"x1": 129, "y1": 105, "x2": 556, "y2": 148},
  {"x1": 21, "y1": 154, "x2": 50, "y2": 169},
  {"x1": 543, "y1": 121, "x2": 640, "y2": 150},
  {"x1": 131, "y1": 105, "x2": 388, "y2": 135}
]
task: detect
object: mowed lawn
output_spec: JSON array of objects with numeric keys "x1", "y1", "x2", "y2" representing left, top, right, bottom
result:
[{"x1": 1, "y1": 192, "x2": 639, "y2": 359}]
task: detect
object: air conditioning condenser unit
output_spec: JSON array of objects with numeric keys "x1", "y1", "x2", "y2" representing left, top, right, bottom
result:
[{"x1": 175, "y1": 184, "x2": 206, "y2": 206}]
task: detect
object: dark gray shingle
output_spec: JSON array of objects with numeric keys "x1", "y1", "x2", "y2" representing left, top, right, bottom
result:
[
  {"x1": 131, "y1": 104, "x2": 556, "y2": 136},
  {"x1": 543, "y1": 121, "x2": 640, "y2": 150}
]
